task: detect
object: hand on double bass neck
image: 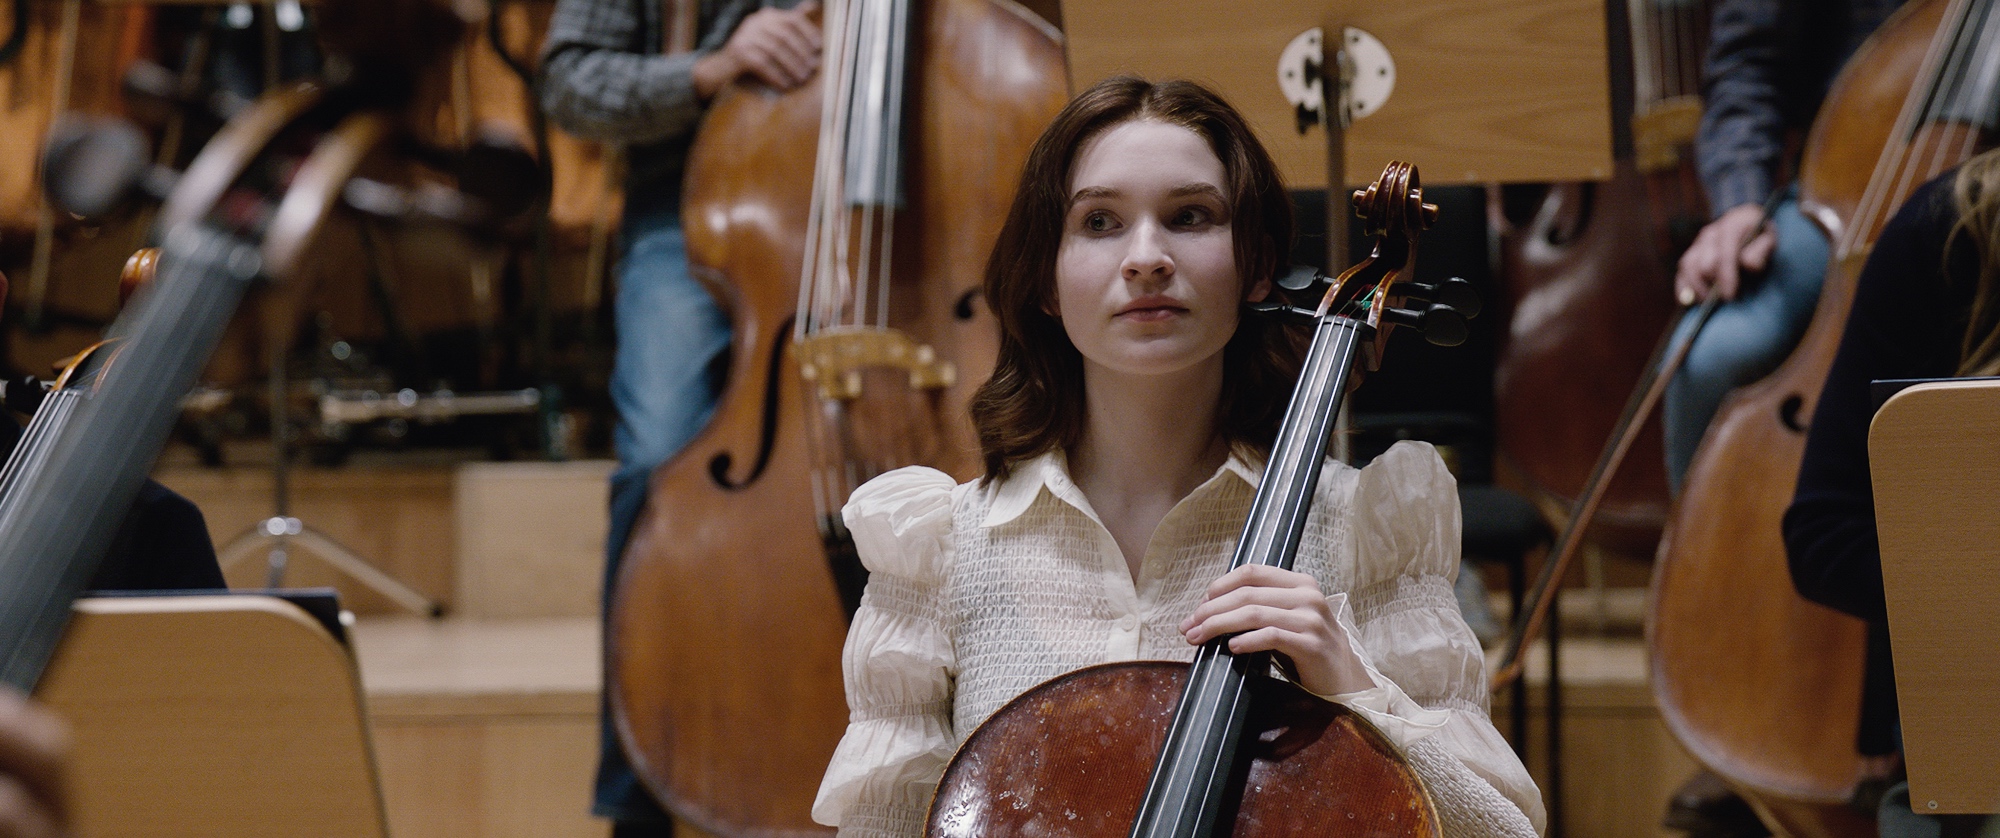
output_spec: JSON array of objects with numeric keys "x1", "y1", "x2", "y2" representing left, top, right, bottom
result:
[
  {"x1": 1675, "y1": 201, "x2": 1780, "y2": 304},
  {"x1": 693, "y1": 0, "x2": 824, "y2": 98},
  {"x1": 1178, "y1": 564, "x2": 1374, "y2": 697}
]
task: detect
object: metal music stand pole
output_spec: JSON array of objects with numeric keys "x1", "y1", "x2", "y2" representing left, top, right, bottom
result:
[{"x1": 217, "y1": 332, "x2": 441, "y2": 617}]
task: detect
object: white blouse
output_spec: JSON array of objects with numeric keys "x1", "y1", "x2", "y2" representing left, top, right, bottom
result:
[{"x1": 811, "y1": 440, "x2": 1545, "y2": 837}]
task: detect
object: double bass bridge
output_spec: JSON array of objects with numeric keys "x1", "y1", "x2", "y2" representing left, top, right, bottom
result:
[{"x1": 796, "y1": 326, "x2": 956, "y2": 401}]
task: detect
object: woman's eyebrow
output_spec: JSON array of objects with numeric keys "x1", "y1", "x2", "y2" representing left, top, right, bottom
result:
[
  {"x1": 1168, "y1": 183, "x2": 1226, "y2": 200},
  {"x1": 1068, "y1": 183, "x2": 1225, "y2": 206},
  {"x1": 1069, "y1": 185, "x2": 1120, "y2": 205}
]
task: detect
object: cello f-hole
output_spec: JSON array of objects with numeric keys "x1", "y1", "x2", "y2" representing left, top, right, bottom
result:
[
  {"x1": 952, "y1": 287, "x2": 981, "y2": 320},
  {"x1": 1778, "y1": 393, "x2": 1810, "y2": 434},
  {"x1": 708, "y1": 322, "x2": 795, "y2": 491}
]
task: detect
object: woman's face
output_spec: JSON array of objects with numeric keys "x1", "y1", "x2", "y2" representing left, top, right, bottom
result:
[{"x1": 1053, "y1": 119, "x2": 1268, "y2": 381}]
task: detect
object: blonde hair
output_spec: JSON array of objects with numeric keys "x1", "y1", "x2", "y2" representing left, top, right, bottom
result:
[{"x1": 1947, "y1": 152, "x2": 2000, "y2": 376}]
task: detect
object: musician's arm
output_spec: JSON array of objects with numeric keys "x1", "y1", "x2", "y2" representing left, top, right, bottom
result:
[
  {"x1": 814, "y1": 467, "x2": 960, "y2": 837},
  {"x1": 1343, "y1": 441, "x2": 1545, "y2": 836}
]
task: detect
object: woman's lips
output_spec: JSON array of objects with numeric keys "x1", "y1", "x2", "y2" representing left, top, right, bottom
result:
[{"x1": 1117, "y1": 298, "x2": 1186, "y2": 320}]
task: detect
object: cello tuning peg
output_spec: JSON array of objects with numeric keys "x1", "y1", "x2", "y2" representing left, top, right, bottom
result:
[
  {"x1": 1384, "y1": 303, "x2": 1469, "y2": 347},
  {"x1": 41, "y1": 114, "x2": 168, "y2": 221},
  {"x1": 1393, "y1": 276, "x2": 1482, "y2": 319},
  {"x1": 1277, "y1": 265, "x2": 1324, "y2": 291}
]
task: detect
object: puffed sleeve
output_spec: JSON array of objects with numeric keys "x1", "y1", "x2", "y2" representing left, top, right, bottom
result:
[
  {"x1": 813, "y1": 466, "x2": 960, "y2": 837},
  {"x1": 1345, "y1": 441, "x2": 1546, "y2": 836}
]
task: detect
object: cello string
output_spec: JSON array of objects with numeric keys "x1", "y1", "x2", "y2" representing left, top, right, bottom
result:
[
  {"x1": 1852, "y1": 0, "x2": 1961, "y2": 249},
  {"x1": 1916, "y1": 4, "x2": 1977, "y2": 192},
  {"x1": 1850, "y1": 0, "x2": 1970, "y2": 254},
  {"x1": 1905, "y1": 0, "x2": 1985, "y2": 228},
  {"x1": 1946, "y1": 1, "x2": 2000, "y2": 168}
]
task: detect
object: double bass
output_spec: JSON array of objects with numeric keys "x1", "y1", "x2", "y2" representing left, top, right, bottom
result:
[
  {"x1": 1650, "y1": 0, "x2": 1997, "y2": 833},
  {"x1": 608, "y1": 0, "x2": 1066, "y2": 833}
]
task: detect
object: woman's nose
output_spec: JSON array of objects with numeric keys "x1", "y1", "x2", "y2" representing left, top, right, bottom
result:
[{"x1": 1120, "y1": 220, "x2": 1173, "y2": 283}]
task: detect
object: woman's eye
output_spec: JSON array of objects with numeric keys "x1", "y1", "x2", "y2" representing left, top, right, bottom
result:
[
  {"x1": 1083, "y1": 212, "x2": 1114, "y2": 232},
  {"x1": 1174, "y1": 206, "x2": 1213, "y2": 226}
]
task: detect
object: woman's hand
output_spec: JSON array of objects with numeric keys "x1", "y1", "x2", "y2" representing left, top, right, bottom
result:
[{"x1": 1178, "y1": 564, "x2": 1373, "y2": 697}]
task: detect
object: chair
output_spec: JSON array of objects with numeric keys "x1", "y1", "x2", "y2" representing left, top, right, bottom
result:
[{"x1": 34, "y1": 593, "x2": 387, "y2": 837}]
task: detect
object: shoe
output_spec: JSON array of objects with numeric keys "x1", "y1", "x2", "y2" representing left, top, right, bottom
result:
[{"x1": 1662, "y1": 769, "x2": 1772, "y2": 837}]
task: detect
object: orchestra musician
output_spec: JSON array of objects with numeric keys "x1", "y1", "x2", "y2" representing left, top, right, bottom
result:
[
  {"x1": 1783, "y1": 153, "x2": 2000, "y2": 838},
  {"x1": 810, "y1": 77, "x2": 1543, "y2": 837},
  {"x1": 537, "y1": 0, "x2": 822, "y2": 833},
  {"x1": 1662, "y1": 0, "x2": 1901, "y2": 832}
]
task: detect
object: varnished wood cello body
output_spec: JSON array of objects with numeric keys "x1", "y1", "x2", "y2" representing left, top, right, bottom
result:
[
  {"x1": 607, "y1": 0, "x2": 1067, "y2": 834},
  {"x1": 1649, "y1": 1, "x2": 1993, "y2": 833}
]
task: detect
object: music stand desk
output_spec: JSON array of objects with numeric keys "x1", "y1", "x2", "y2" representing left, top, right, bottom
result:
[
  {"x1": 1870, "y1": 377, "x2": 2000, "y2": 815},
  {"x1": 34, "y1": 593, "x2": 388, "y2": 837}
]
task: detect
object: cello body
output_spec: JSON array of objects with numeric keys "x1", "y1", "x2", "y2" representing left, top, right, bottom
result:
[
  {"x1": 1649, "y1": 1, "x2": 1982, "y2": 833},
  {"x1": 927, "y1": 663, "x2": 1439, "y2": 837},
  {"x1": 608, "y1": 1, "x2": 1067, "y2": 834}
]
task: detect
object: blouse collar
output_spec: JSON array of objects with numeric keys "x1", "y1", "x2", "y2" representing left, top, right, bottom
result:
[{"x1": 980, "y1": 448, "x2": 1265, "y2": 528}]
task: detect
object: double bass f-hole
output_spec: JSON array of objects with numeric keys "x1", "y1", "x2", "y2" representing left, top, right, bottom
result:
[{"x1": 708, "y1": 316, "x2": 795, "y2": 492}]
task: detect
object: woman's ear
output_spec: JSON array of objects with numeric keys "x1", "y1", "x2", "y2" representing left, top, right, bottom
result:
[{"x1": 1246, "y1": 276, "x2": 1272, "y2": 303}]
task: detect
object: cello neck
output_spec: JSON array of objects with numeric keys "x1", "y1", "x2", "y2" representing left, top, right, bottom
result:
[{"x1": 1128, "y1": 313, "x2": 1368, "y2": 838}]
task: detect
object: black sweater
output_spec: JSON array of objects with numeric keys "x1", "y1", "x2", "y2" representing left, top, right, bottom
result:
[{"x1": 1783, "y1": 172, "x2": 1983, "y2": 623}]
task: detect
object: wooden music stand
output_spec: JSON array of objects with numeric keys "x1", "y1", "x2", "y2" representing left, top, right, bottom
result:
[
  {"x1": 1869, "y1": 378, "x2": 2000, "y2": 815},
  {"x1": 1061, "y1": 0, "x2": 1612, "y2": 192},
  {"x1": 33, "y1": 594, "x2": 388, "y2": 837}
]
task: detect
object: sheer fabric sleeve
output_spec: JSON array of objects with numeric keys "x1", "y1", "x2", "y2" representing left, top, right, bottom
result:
[
  {"x1": 1344, "y1": 441, "x2": 1546, "y2": 836},
  {"x1": 813, "y1": 466, "x2": 960, "y2": 837}
]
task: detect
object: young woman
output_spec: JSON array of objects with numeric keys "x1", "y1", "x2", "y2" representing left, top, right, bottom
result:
[{"x1": 811, "y1": 77, "x2": 1543, "y2": 837}]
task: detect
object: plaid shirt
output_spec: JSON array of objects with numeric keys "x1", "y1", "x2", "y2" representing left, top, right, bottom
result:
[
  {"x1": 538, "y1": 0, "x2": 775, "y2": 194},
  {"x1": 1696, "y1": 0, "x2": 1902, "y2": 216}
]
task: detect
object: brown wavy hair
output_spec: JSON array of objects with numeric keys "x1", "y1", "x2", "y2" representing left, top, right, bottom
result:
[
  {"x1": 970, "y1": 76, "x2": 1301, "y2": 482},
  {"x1": 1949, "y1": 151, "x2": 2000, "y2": 376}
]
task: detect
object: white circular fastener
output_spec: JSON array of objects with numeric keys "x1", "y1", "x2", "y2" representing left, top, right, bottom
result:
[
  {"x1": 1929, "y1": 801, "x2": 1939, "y2": 810},
  {"x1": 1277, "y1": 28, "x2": 1325, "y2": 125},
  {"x1": 1343, "y1": 27, "x2": 1395, "y2": 121}
]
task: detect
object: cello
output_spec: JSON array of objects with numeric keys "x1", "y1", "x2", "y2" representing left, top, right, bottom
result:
[
  {"x1": 925, "y1": 162, "x2": 1473, "y2": 837},
  {"x1": 1649, "y1": 0, "x2": 1996, "y2": 834},
  {"x1": 607, "y1": 0, "x2": 1067, "y2": 834}
]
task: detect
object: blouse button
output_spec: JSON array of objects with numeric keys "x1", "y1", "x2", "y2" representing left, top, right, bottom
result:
[{"x1": 1117, "y1": 615, "x2": 1139, "y2": 631}]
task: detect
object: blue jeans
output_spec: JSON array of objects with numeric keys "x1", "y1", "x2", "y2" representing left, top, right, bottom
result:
[
  {"x1": 1663, "y1": 193, "x2": 1830, "y2": 492},
  {"x1": 593, "y1": 196, "x2": 732, "y2": 825}
]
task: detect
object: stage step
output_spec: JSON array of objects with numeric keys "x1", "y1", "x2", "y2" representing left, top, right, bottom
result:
[
  {"x1": 354, "y1": 616, "x2": 606, "y2": 838},
  {"x1": 156, "y1": 457, "x2": 612, "y2": 618}
]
